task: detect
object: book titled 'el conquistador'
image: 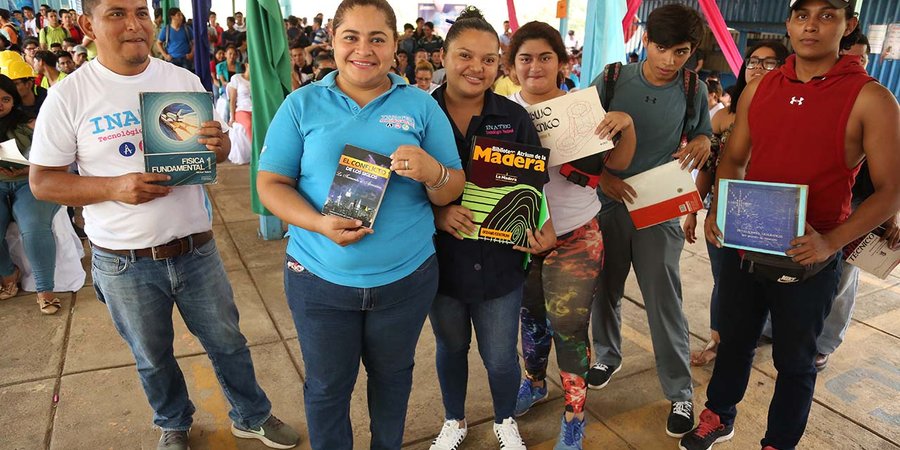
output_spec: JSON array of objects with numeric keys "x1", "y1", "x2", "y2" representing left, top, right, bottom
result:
[{"x1": 322, "y1": 144, "x2": 393, "y2": 229}]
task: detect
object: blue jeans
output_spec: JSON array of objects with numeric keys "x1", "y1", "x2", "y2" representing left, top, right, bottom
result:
[
  {"x1": 0, "y1": 179, "x2": 59, "y2": 292},
  {"x1": 706, "y1": 249, "x2": 841, "y2": 450},
  {"x1": 817, "y1": 261, "x2": 858, "y2": 354},
  {"x1": 430, "y1": 286, "x2": 522, "y2": 423},
  {"x1": 285, "y1": 254, "x2": 438, "y2": 450},
  {"x1": 706, "y1": 238, "x2": 726, "y2": 332},
  {"x1": 91, "y1": 238, "x2": 271, "y2": 431},
  {"x1": 170, "y1": 56, "x2": 192, "y2": 71}
]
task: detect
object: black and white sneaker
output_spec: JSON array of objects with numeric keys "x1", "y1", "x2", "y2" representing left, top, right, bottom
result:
[
  {"x1": 667, "y1": 401, "x2": 695, "y2": 438},
  {"x1": 587, "y1": 362, "x2": 621, "y2": 390}
]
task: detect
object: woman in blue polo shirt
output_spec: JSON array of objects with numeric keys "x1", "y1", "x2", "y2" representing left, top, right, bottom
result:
[
  {"x1": 426, "y1": 8, "x2": 555, "y2": 450},
  {"x1": 256, "y1": 0, "x2": 464, "y2": 449}
]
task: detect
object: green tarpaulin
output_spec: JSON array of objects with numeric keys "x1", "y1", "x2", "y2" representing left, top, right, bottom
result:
[{"x1": 246, "y1": 0, "x2": 291, "y2": 215}]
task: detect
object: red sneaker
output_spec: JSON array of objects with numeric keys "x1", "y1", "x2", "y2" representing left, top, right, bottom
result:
[{"x1": 678, "y1": 409, "x2": 735, "y2": 450}]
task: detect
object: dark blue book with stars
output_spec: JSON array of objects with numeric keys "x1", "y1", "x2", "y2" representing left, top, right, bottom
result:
[
  {"x1": 140, "y1": 92, "x2": 216, "y2": 186},
  {"x1": 716, "y1": 179, "x2": 807, "y2": 256}
]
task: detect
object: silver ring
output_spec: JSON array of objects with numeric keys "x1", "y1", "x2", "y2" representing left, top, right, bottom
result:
[{"x1": 404, "y1": 160, "x2": 410, "y2": 170}]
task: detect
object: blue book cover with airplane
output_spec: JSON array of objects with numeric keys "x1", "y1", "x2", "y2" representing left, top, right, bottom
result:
[
  {"x1": 140, "y1": 92, "x2": 217, "y2": 186},
  {"x1": 716, "y1": 179, "x2": 807, "y2": 256}
]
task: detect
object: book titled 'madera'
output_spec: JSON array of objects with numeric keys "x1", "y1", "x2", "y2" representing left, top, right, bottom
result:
[
  {"x1": 140, "y1": 91, "x2": 216, "y2": 186},
  {"x1": 461, "y1": 136, "x2": 549, "y2": 248},
  {"x1": 322, "y1": 145, "x2": 392, "y2": 228}
]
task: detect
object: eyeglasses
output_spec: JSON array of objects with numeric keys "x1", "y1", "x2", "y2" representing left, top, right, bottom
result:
[{"x1": 746, "y1": 57, "x2": 781, "y2": 71}]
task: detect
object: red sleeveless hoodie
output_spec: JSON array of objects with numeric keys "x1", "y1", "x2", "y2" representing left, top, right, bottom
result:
[{"x1": 747, "y1": 54, "x2": 874, "y2": 234}]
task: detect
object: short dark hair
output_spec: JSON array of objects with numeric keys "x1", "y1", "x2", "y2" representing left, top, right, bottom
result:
[
  {"x1": 22, "y1": 37, "x2": 38, "y2": 48},
  {"x1": 167, "y1": 7, "x2": 181, "y2": 18},
  {"x1": 289, "y1": 39, "x2": 305, "y2": 50},
  {"x1": 82, "y1": 0, "x2": 101, "y2": 15},
  {"x1": 313, "y1": 52, "x2": 335, "y2": 68},
  {"x1": 48, "y1": 42, "x2": 62, "y2": 50},
  {"x1": 0, "y1": 9, "x2": 10, "y2": 20},
  {"x1": 396, "y1": 49, "x2": 409, "y2": 57},
  {"x1": 54, "y1": 50, "x2": 72, "y2": 60},
  {"x1": 403, "y1": 23, "x2": 413, "y2": 31},
  {"x1": 34, "y1": 49, "x2": 58, "y2": 66},
  {"x1": 424, "y1": 21, "x2": 434, "y2": 30},
  {"x1": 63, "y1": 37, "x2": 78, "y2": 46},
  {"x1": 705, "y1": 79, "x2": 722, "y2": 97},
  {"x1": 313, "y1": 17, "x2": 322, "y2": 25},
  {"x1": 443, "y1": 6, "x2": 497, "y2": 52},
  {"x1": 854, "y1": 33, "x2": 871, "y2": 54},
  {"x1": 646, "y1": 4, "x2": 705, "y2": 50},
  {"x1": 22, "y1": 6, "x2": 33, "y2": 12}
]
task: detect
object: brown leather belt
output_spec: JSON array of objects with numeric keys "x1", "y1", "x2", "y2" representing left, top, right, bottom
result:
[{"x1": 92, "y1": 231, "x2": 214, "y2": 260}]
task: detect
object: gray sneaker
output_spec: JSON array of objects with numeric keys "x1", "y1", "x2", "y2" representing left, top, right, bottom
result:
[
  {"x1": 231, "y1": 415, "x2": 301, "y2": 449},
  {"x1": 158, "y1": 430, "x2": 189, "y2": 450}
]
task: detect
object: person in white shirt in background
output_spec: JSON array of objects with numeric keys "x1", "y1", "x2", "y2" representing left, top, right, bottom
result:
[
  {"x1": 706, "y1": 78, "x2": 724, "y2": 119},
  {"x1": 564, "y1": 29, "x2": 579, "y2": 54}
]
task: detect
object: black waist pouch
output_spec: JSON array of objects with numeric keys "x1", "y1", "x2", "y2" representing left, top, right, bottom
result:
[{"x1": 740, "y1": 251, "x2": 836, "y2": 284}]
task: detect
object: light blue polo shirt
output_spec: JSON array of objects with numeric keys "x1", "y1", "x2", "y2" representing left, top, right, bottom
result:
[{"x1": 260, "y1": 71, "x2": 462, "y2": 288}]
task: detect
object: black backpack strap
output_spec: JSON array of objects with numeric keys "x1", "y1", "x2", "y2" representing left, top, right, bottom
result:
[
  {"x1": 678, "y1": 69, "x2": 699, "y2": 149},
  {"x1": 601, "y1": 62, "x2": 622, "y2": 111}
]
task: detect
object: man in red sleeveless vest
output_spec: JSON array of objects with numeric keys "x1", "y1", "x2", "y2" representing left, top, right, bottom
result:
[{"x1": 679, "y1": 1, "x2": 900, "y2": 449}]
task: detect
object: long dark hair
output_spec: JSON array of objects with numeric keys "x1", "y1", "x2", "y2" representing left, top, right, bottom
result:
[
  {"x1": 0, "y1": 74, "x2": 27, "y2": 135},
  {"x1": 729, "y1": 40, "x2": 789, "y2": 114}
]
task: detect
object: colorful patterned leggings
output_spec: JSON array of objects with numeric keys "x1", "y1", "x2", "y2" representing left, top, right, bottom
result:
[{"x1": 522, "y1": 218, "x2": 604, "y2": 414}]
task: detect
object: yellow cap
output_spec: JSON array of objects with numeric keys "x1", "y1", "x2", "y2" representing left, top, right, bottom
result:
[{"x1": 4, "y1": 59, "x2": 36, "y2": 80}]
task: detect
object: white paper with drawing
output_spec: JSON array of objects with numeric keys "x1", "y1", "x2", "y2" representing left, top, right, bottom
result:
[{"x1": 524, "y1": 85, "x2": 614, "y2": 168}]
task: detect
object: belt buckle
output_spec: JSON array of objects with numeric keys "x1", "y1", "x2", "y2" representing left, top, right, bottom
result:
[{"x1": 151, "y1": 245, "x2": 165, "y2": 261}]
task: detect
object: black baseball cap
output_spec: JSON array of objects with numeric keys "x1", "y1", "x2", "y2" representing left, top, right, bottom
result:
[{"x1": 789, "y1": 0, "x2": 854, "y2": 9}]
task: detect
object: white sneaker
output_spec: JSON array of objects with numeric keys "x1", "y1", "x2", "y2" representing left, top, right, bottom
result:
[
  {"x1": 493, "y1": 417, "x2": 526, "y2": 449},
  {"x1": 430, "y1": 419, "x2": 467, "y2": 450}
]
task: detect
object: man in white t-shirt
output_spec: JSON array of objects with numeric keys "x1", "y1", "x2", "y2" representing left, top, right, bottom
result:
[
  {"x1": 565, "y1": 29, "x2": 579, "y2": 54},
  {"x1": 22, "y1": 6, "x2": 37, "y2": 37},
  {"x1": 27, "y1": 0, "x2": 301, "y2": 449}
]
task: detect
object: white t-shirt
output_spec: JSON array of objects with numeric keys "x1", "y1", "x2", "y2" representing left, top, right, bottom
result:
[
  {"x1": 509, "y1": 91, "x2": 602, "y2": 236},
  {"x1": 228, "y1": 73, "x2": 252, "y2": 112},
  {"x1": 30, "y1": 58, "x2": 224, "y2": 250},
  {"x1": 24, "y1": 18, "x2": 37, "y2": 37},
  {"x1": 709, "y1": 102, "x2": 725, "y2": 119}
]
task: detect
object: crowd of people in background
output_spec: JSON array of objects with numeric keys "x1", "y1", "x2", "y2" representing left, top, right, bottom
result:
[{"x1": 2, "y1": 1, "x2": 898, "y2": 450}]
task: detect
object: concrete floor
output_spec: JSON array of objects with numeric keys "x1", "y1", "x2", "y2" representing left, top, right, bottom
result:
[{"x1": 1, "y1": 162, "x2": 899, "y2": 450}]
